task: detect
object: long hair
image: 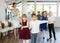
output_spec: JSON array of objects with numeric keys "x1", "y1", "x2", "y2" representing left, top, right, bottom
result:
[
  {"x1": 42, "y1": 11, "x2": 48, "y2": 20},
  {"x1": 42, "y1": 11, "x2": 47, "y2": 18}
]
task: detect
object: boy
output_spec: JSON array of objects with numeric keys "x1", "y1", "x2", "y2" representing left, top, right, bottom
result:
[
  {"x1": 30, "y1": 14, "x2": 48, "y2": 43},
  {"x1": 37, "y1": 11, "x2": 42, "y2": 20}
]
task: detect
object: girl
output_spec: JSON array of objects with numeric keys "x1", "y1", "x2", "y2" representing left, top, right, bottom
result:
[
  {"x1": 47, "y1": 11, "x2": 56, "y2": 41},
  {"x1": 40, "y1": 11, "x2": 48, "y2": 39},
  {"x1": 19, "y1": 14, "x2": 31, "y2": 43},
  {"x1": 7, "y1": 2, "x2": 20, "y2": 39}
]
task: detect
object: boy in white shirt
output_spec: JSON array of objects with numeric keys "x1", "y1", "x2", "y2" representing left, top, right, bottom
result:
[
  {"x1": 30, "y1": 14, "x2": 48, "y2": 43},
  {"x1": 47, "y1": 12, "x2": 56, "y2": 41}
]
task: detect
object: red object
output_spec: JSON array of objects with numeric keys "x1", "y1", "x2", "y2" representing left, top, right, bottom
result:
[{"x1": 19, "y1": 20, "x2": 31, "y2": 39}]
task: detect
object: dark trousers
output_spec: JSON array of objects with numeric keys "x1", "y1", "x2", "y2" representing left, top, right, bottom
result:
[{"x1": 48, "y1": 23, "x2": 56, "y2": 39}]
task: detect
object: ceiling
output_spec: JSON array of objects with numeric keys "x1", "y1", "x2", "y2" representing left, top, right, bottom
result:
[{"x1": 5, "y1": 0, "x2": 60, "y2": 5}]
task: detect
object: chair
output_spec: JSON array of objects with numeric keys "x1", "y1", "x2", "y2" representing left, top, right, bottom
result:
[
  {"x1": 7, "y1": 21, "x2": 12, "y2": 38},
  {"x1": 0, "y1": 20, "x2": 13, "y2": 40}
]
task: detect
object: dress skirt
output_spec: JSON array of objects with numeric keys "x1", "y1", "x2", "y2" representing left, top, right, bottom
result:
[
  {"x1": 11, "y1": 17, "x2": 20, "y2": 28},
  {"x1": 19, "y1": 28, "x2": 31, "y2": 39}
]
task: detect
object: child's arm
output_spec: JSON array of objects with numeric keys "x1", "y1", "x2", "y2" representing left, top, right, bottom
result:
[
  {"x1": 29, "y1": 21, "x2": 32, "y2": 30},
  {"x1": 17, "y1": 9, "x2": 20, "y2": 20},
  {"x1": 7, "y1": 7, "x2": 13, "y2": 11},
  {"x1": 18, "y1": 18, "x2": 22, "y2": 23},
  {"x1": 38, "y1": 20, "x2": 48, "y2": 24},
  {"x1": 22, "y1": 21, "x2": 29, "y2": 28},
  {"x1": 53, "y1": 17, "x2": 55, "y2": 22}
]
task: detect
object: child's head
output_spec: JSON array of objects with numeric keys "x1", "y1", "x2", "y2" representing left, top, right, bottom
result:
[
  {"x1": 48, "y1": 11, "x2": 52, "y2": 16},
  {"x1": 31, "y1": 14, "x2": 37, "y2": 21},
  {"x1": 32, "y1": 11, "x2": 35, "y2": 14},
  {"x1": 38, "y1": 11, "x2": 40, "y2": 15},
  {"x1": 22, "y1": 14, "x2": 27, "y2": 21},
  {"x1": 43, "y1": 11, "x2": 47, "y2": 17}
]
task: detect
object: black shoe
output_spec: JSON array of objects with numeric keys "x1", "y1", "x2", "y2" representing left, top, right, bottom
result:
[
  {"x1": 47, "y1": 39, "x2": 49, "y2": 41},
  {"x1": 47, "y1": 38, "x2": 52, "y2": 41},
  {"x1": 54, "y1": 38, "x2": 56, "y2": 40},
  {"x1": 43, "y1": 37, "x2": 45, "y2": 39}
]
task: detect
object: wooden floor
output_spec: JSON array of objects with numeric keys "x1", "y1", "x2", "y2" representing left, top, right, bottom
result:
[{"x1": 0, "y1": 27, "x2": 60, "y2": 43}]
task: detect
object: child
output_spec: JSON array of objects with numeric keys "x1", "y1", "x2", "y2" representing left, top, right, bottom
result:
[
  {"x1": 47, "y1": 11, "x2": 56, "y2": 41},
  {"x1": 30, "y1": 14, "x2": 48, "y2": 43},
  {"x1": 40, "y1": 11, "x2": 48, "y2": 39},
  {"x1": 37, "y1": 11, "x2": 42, "y2": 20},
  {"x1": 19, "y1": 14, "x2": 31, "y2": 43}
]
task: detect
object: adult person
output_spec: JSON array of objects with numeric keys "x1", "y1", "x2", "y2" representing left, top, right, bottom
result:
[{"x1": 7, "y1": 2, "x2": 20, "y2": 39}]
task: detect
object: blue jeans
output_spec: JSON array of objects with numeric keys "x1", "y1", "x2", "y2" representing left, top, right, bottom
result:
[{"x1": 31, "y1": 33, "x2": 38, "y2": 43}]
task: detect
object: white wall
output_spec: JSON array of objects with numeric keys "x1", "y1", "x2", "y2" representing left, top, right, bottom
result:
[
  {"x1": 54, "y1": 17, "x2": 60, "y2": 27},
  {"x1": 0, "y1": 0, "x2": 6, "y2": 21},
  {"x1": 27, "y1": 0, "x2": 60, "y2": 1}
]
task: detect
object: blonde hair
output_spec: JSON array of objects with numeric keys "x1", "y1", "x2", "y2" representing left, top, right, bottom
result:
[{"x1": 48, "y1": 11, "x2": 52, "y2": 15}]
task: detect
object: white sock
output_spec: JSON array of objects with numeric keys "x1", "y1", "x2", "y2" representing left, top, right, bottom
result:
[
  {"x1": 26, "y1": 40, "x2": 30, "y2": 43},
  {"x1": 23, "y1": 40, "x2": 26, "y2": 43}
]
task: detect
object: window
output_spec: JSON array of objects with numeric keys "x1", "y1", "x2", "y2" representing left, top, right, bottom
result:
[
  {"x1": 6, "y1": 2, "x2": 58, "y2": 18},
  {"x1": 17, "y1": 3, "x2": 22, "y2": 16},
  {"x1": 27, "y1": 2, "x2": 34, "y2": 16},
  {"x1": 50, "y1": 5, "x2": 57, "y2": 17},
  {"x1": 58, "y1": 3, "x2": 60, "y2": 17},
  {"x1": 36, "y1": 2, "x2": 43, "y2": 15},
  {"x1": 5, "y1": 5, "x2": 12, "y2": 20},
  {"x1": 36, "y1": 2, "x2": 50, "y2": 15},
  {"x1": 49, "y1": 2, "x2": 57, "y2": 17},
  {"x1": 44, "y1": 5, "x2": 50, "y2": 13}
]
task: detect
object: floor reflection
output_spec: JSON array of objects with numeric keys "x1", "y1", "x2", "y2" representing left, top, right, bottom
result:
[{"x1": 0, "y1": 28, "x2": 60, "y2": 43}]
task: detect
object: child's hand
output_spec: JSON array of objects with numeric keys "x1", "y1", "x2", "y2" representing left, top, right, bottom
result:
[{"x1": 21, "y1": 26, "x2": 23, "y2": 30}]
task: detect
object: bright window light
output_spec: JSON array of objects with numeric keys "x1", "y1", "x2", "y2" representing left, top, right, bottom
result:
[{"x1": 50, "y1": 5, "x2": 57, "y2": 17}]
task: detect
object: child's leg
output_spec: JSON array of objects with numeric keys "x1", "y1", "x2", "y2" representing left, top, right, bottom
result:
[
  {"x1": 49, "y1": 27, "x2": 52, "y2": 39},
  {"x1": 37, "y1": 32, "x2": 41, "y2": 42},
  {"x1": 42, "y1": 30, "x2": 45, "y2": 39},
  {"x1": 31, "y1": 34, "x2": 34, "y2": 43},
  {"x1": 44, "y1": 30, "x2": 48, "y2": 39},
  {"x1": 23, "y1": 40, "x2": 26, "y2": 43},
  {"x1": 34, "y1": 34, "x2": 38, "y2": 43},
  {"x1": 39, "y1": 31, "x2": 43, "y2": 41},
  {"x1": 26, "y1": 39, "x2": 30, "y2": 43},
  {"x1": 48, "y1": 24, "x2": 52, "y2": 39},
  {"x1": 42, "y1": 30, "x2": 48, "y2": 39},
  {"x1": 52, "y1": 24, "x2": 56, "y2": 40},
  {"x1": 47, "y1": 24, "x2": 52, "y2": 41}
]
